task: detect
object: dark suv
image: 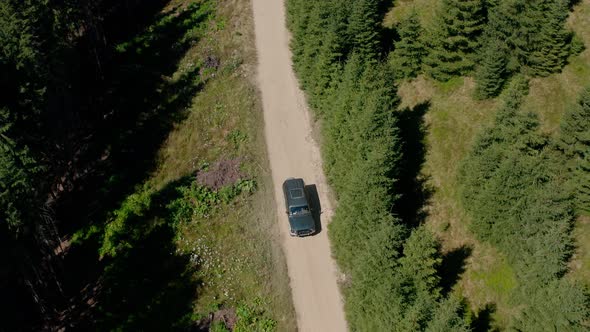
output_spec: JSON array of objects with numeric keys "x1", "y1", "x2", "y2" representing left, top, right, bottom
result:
[{"x1": 282, "y1": 178, "x2": 316, "y2": 237}]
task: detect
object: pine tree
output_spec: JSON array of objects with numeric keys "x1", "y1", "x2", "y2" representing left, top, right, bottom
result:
[
  {"x1": 0, "y1": 108, "x2": 43, "y2": 232},
  {"x1": 347, "y1": 0, "x2": 382, "y2": 62},
  {"x1": 559, "y1": 88, "x2": 590, "y2": 159},
  {"x1": 286, "y1": 0, "x2": 312, "y2": 70},
  {"x1": 328, "y1": 59, "x2": 402, "y2": 269},
  {"x1": 527, "y1": 0, "x2": 572, "y2": 76},
  {"x1": 560, "y1": 88, "x2": 590, "y2": 213},
  {"x1": 393, "y1": 227, "x2": 444, "y2": 331},
  {"x1": 577, "y1": 151, "x2": 590, "y2": 214},
  {"x1": 474, "y1": 39, "x2": 508, "y2": 99},
  {"x1": 307, "y1": 4, "x2": 349, "y2": 110},
  {"x1": 485, "y1": 0, "x2": 573, "y2": 77},
  {"x1": 399, "y1": 226, "x2": 442, "y2": 297},
  {"x1": 388, "y1": 10, "x2": 425, "y2": 79},
  {"x1": 345, "y1": 220, "x2": 407, "y2": 331},
  {"x1": 425, "y1": 297, "x2": 471, "y2": 332},
  {"x1": 424, "y1": 0, "x2": 485, "y2": 81},
  {"x1": 323, "y1": 54, "x2": 365, "y2": 193},
  {"x1": 511, "y1": 279, "x2": 590, "y2": 332},
  {"x1": 291, "y1": 2, "x2": 331, "y2": 92}
]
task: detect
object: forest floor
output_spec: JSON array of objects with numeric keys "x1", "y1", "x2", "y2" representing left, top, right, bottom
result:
[
  {"x1": 251, "y1": 0, "x2": 348, "y2": 331},
  {"x1": 386, "y1": 0, "x2": 590, "y2": 330},
  {"x1": 63, "y1": 0, "x2": 297, "y2": 330}
]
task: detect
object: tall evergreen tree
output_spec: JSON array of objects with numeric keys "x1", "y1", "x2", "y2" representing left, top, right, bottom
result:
[
  {"x1": 482, "y1": 0, "x2": 573, "y2": 78},
  {"x1": 307, "y1": 3, "x2": 349, "y2": 111},
  {"x1": 559, "y1": 88, "x2": 590, "y2": 159},
  {"x1": 399, "y1": 226, "x2": 442, "y2": 297},
  {"x1": 424, "y1": 0, "x2": 485, "y2": 81},
  {"x1": 346, "y1": 220, "x2": 407, "y2": 331},
  {"x1": 511, "y1": 279, "x2": 590, "y2": 332},
  {"x1": 526, "y1": 0, "x2": 572, "y2": 76},
  {"x1": 0, "y1": 109, "x2": 43, "y2": 232},
  {"x1": 347, "y1": 0, "x2": 382, "y2": 62},
  {"x1": 560, "y1": 88, "x2": 590, "y2": 213},
  {"x1": 388, "y1": 10, "x2": 425, "y2": 79},
  {"x1": 577, "y1": 151, "x2": 590, "y2": 214},
  {"x1": 474, "y1": 39, "x2": 508, "y2": 99},
  {"x1": 425, "y1": 297, "x2": 471, "y2": 332},
  {"x1": 290, "y1": 2, "x2": 331, "y2": 92},
  {"x1": 328, "y1": 58, "x2": 402, "y2": 268}
]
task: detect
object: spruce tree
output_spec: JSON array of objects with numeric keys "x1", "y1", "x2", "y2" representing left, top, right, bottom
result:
[
  {"x1": 560, "y1": 88, "x2": 590, "y2": 213},
  {"x1": 425, "y1": 297, "x2": 471, "y2": 332},
  {"x1": 511, "y1": 279, "x2": 590, "y2": 332},
  {"x1": 0, "y1": 109, "x2": 43, "y2": 232},
  {"x1": 323, "y1": 54, "x2": 365, "y2": 194},
  {"x1": 474, "y1": 39, "x2": 508, "y2": 99},
  {"x1": 307, "y1": 4, "x2": 349, "y2": 110},
  {"x1": 527, "y1": 0, "x2": 571, "y2": 77},
  {"x1": 388, "y1": 10, "x2": 425, "y2": 79},
  {"x1": 424, "y1": 0, "x2": 485, "y2": 81},
  {"x1": 286, "y1": 0, "x2": 313, "y2": 72},
  {"x1": 347, "y1": 0, "x2": 382, "y2": 62},
  {"x1": 486, "y1": 0, "x2": 573, "y2": 77},
  {"x1": 577, "y1": 151, "x2": 590, "y2": 214},
  {"x1": 328, "y1": 59, "x2": 402, "y2": 269},
  {"x1": 559, "y1": 88, "x2": 590, "y2": 159},
  {"x1": 293, "y1": 2, "x2": 331, "y2": 92},
  {"x1": 345, "y1": 220, "x2": 406, "y2": 331},
  {"x1": 399, "y1": 226, "x2": 442, "y2": 297}
]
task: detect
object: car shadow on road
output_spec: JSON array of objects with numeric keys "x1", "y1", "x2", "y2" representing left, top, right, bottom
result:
[{"x1": 304, "y1": 184, "x2": 322, "y2": 235}]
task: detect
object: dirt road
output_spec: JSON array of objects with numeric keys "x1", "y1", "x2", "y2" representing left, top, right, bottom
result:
[{"x1": 251, "y1": 0, "x2": 348, "y2": 331}]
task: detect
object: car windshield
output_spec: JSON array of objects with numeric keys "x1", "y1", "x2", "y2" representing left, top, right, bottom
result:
[{"x1": 290, "y1": 205, "x2": 310, "y2": 215}]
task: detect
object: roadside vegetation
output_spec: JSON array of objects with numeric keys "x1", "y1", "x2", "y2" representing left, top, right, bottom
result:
[
  {"x1": 0, "y1": 0, "x2": 295, "y2": 330},
  {"x1": 287, "y1": 0, "x2": 590, "y2": 330}
]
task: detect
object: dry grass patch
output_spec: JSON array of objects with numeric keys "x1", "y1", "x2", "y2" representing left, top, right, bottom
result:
[{"x1": 383, "y1": 0, "x2": 439, "y2": 27}]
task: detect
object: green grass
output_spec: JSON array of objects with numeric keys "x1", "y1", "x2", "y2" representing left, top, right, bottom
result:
[
  {"x1": 468, "y1": 256, "x2": 518, "y2": 329},
  {"x1": 90, "y1": 0, "x2": 295, "y2": 330},
  {"x1": 156, "y1": 0, "x2": 296, "y2": 329},
  {"x1": 391, "y1": 0, "x2": 590, "y2": 329},
  {"x1": 383, "y1": 0, "x2": 438, "y2": 28}
]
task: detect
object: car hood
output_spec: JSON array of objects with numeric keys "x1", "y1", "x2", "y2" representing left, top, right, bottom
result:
[{"x1": 288, "y1": 213, "x2": 315, "y2": 231}]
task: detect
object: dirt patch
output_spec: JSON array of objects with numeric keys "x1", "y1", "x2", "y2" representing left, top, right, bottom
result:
[
  {"x1": 196, "y1": 158, "x2": 243, "y2": 190},
  {"x1": 194, "y1": 307, "x2": 237, "y2": 331},
  {"x1": 200, "y1": 54, "x2": 220, "y2": 78},
  {"x1": 214, "y1": 308, "x2": 237, "y2": 330}
]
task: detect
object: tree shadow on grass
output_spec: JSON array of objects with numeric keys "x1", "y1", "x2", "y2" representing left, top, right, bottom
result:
[
  {"x1": 94, "y1": 176, "x2": 199, "y2": 331},
  {"x1": 438, "y1": 245, "x2": 473, "y2": 297},
  {"x1": 55, "y1": 3, "x2": 214, "y2": 329},
  {"x1": 394, "y1": 101, "x2": 432, "y2": 228},
  {"x1": 62, "y1": 176, "x2": 199, "y2": 330},
  {"x1": 58, "y1": 2, "x2": 213, "y2": 235},
  {"x1": 471, "y1": 303, "x2": 497, "y2": 332}
]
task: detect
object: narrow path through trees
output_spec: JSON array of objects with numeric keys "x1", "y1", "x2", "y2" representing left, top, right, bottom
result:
[{"x1": 251, "y1": 0, "x2": 348, "y2": 331}]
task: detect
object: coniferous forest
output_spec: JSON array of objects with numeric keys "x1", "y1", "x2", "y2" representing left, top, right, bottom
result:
[
  {"x1": 1, "y1": 0, "x2": 293, "y2": 330},
  {"x1": 287, "y1": 0, "x2": 590, "y2": 330}
]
